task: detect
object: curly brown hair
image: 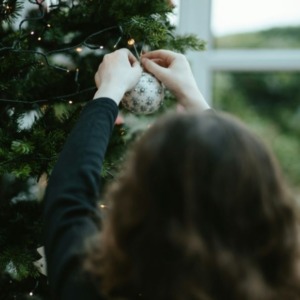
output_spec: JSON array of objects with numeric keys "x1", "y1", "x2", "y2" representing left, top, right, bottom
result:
[{"x1": 86, "y1": 111, "x2": 300, "y2": 300}]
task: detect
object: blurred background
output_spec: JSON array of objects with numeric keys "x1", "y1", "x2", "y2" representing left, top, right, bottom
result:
[{"x1": 177, "y1": 0, "x2": 300, "y2": 198}]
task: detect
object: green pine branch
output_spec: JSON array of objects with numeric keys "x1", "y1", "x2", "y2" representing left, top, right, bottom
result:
[{"x1": 0, "y1": 0, "x2": 23, "y2": 26}]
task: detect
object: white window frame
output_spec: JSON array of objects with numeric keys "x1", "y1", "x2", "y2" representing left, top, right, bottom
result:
[{"x1": 178, "y1": 0, "x2": 300, "y2": 104}]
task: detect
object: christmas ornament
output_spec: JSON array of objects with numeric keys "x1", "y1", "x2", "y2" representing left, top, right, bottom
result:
[
  {"x1": 122, "y1": 72, "x2": 164, "y2": 115},
  {"x1": 33, "y1": 246, "x2": 47, "y2": 276}
]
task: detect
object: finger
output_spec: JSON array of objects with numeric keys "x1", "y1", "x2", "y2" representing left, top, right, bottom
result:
[
  {"x1": 128, "y1": 51, "x2": 139, "y2": 65},
  {"x1": 118, "y1": 48, "x2": 138, "y2": 65},
  {"x1": 94, "y1": 72, "x2": 100, "y2": 87},
  {"x1": 132, "y1": 60, "x2": 141, "y2": 68},
  {"x1": 142, "y1": 58, "x2": 168, "y2": 80},
  {"x1": 126, "y1": 62, "x2": 142, "y2": 91},
  {"x1": 142, "y1": 49, "x2": 173, "y2": 58},
  {"x1": 133, "y1": 62, "x2": 143, "y2": 82},
  {"x1": 142, "y1": 49, "x2": 176, "y2": 63},
  {"x1": 132, "y1": 61, "x2": 142, "y2": 74},
  {"x1": 149, "y1": 58, "x2": 167, "y2": 68}
]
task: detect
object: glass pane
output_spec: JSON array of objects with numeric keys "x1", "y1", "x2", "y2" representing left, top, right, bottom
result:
[
  {"x1": 213, "y1": 71, "x2": 300, "y2": 195},
  {"x1": 212, "y1": 0, "x2": 300, "y2": 49}
]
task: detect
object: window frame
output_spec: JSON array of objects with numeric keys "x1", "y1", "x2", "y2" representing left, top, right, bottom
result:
[{"x1": 177, "y1": 0, "x2": 300, "y2": 104}]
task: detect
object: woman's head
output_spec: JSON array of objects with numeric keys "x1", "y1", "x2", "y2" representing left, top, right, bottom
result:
[{"x1": 87, "y1": 111, "x2": 300, "y2": 300}]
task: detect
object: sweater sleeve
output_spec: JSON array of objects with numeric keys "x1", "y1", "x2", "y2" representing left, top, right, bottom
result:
[{"x1": 43, "y1": 98, "x2": 118, "y2": 299}]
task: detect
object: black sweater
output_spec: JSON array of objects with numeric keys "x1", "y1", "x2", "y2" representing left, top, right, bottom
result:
[{"x1": 44, "y1": 98, "x2": 118, "y2": 299}]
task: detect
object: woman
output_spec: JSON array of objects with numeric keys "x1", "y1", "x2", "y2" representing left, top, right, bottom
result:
[{"x1": 44, "y1": 49, "x2": 300, "y2": 300}]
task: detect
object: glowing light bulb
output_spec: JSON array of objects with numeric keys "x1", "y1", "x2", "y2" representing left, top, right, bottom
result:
[
  {"x1": 47, "y1": 24, "x2": 51, "y2": 28},
  {"x1": 99, "y1": 46, "x2": 104, "y2": 49},
  {"x1": 113, "y1": 36, "x2": 122, "y2": 49},
  {"x1": 68, "y1": 100, "x2": 73, "y2": 104},
  {"x1": 76, "y1": 47, "x2": 82, "y2": 52},
  {"x1": 127, "y1": 38, "x2": 135, "y2": 46},
  {"x1": 38, "y1": 37, "x2": 42, "y2": 41},
  {"x1": 30, "y1": 31, "x2": 34, "y2": 35},
  {"x1": 29, "y1": 292, "x2": 33, "y2": 296}
]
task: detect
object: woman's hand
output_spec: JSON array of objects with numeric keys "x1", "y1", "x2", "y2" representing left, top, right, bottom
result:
[
  {"x1": 94, "y1": 48, "x2": 142, "y2": 105},
  {"x1": 141, "y1": 50, "x2": 209, "y2": 111}
]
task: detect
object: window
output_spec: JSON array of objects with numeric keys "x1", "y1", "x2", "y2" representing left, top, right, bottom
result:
[
  {"x1": 212, "y1": 0, "x2": 300, "y2": 39},
  {"x1": 177, "y1": 0, "x2": 300, "y2": 103}
]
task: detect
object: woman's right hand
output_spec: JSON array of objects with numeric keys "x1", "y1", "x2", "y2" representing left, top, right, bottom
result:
[{"x1": 141, "y1": 50, "x2": 210, "y2": 111}]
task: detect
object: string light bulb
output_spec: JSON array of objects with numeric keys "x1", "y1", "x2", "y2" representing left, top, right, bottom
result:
[
  {"x1": 113, "y1": 36, "x2": 122, "y2": 48},
  {"x1": 127, "y1": 38, "x2": 135, "y2": 46},
  {"x1": 76, "y1": 47, "x2": 82, "y2": 52},
  {"x1": 68, "y1": 100, "x2": 73, "y2": 104},
  {"x1": 28, "y1": 280, "x2": 39, "y2": 297},
  {"x1": 75, "y1": 68, "x2": 79, "y2": 82},
  {"x1": 0, "y1": 23, "x2": 130, "y2": 105}
]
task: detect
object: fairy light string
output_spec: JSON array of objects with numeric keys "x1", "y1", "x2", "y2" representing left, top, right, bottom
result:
[
  {"x1": 1, "y1": 0, "x2": 142, "y2": 106},
  {"x1": 28, "y1": 280, "x2": 39, "y2": 297}
]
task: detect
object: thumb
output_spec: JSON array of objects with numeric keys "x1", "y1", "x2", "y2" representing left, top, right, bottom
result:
[
  {"x1": 125, "y1": 61, "x2": 142, "y2": 91},
  {"x1": 142, "y1": 58, "x2": 167, "y2": 81},
  {"x1": 132, "y1": 61, "x2": 142, "y2": 72},
  {"x1": 132, "y1": 61, "x2": 143, "y2": 80},
  {"x1": 94, "y1": 71, "x2": 101, "y2": 88}
]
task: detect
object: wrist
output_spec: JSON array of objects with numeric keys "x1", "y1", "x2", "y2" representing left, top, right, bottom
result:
[
  {"x1": 179, "y1": 89, "x2": 210, "y2": 112},
  {"x1": 93, "y1": 83, "x2": 126, "y2": 105}
]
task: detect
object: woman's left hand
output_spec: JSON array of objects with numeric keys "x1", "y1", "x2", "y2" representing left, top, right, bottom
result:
[{"x1": 93, "y1": 48, "x2": 142, "y2": 104}]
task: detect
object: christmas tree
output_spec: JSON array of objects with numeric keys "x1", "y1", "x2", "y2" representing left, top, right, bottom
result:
[{"x1": 0, "y1": 0, "x2": 205, "y2": 298}]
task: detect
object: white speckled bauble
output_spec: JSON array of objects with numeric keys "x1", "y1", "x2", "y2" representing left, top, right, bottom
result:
[{"x1": 122, "y1": 72, "x2": 164, "y2": 115}]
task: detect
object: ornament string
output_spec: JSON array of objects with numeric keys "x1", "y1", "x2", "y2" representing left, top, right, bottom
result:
[{"x1": 0, "y1": 86, "x2": 96, "y2": 105}]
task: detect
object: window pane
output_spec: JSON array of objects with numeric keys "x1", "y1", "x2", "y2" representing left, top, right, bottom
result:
[
  {"x1": 213, "y1": 71, "x2": 300, "y2": 194},
  {"x1": 212, "y1": 0, "x2": 300, "y2": 49}
]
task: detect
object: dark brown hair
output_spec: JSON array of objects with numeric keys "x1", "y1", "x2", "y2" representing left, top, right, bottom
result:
[{"x1": 86, "y1": 111, "x2": 300, "y2": 300}]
